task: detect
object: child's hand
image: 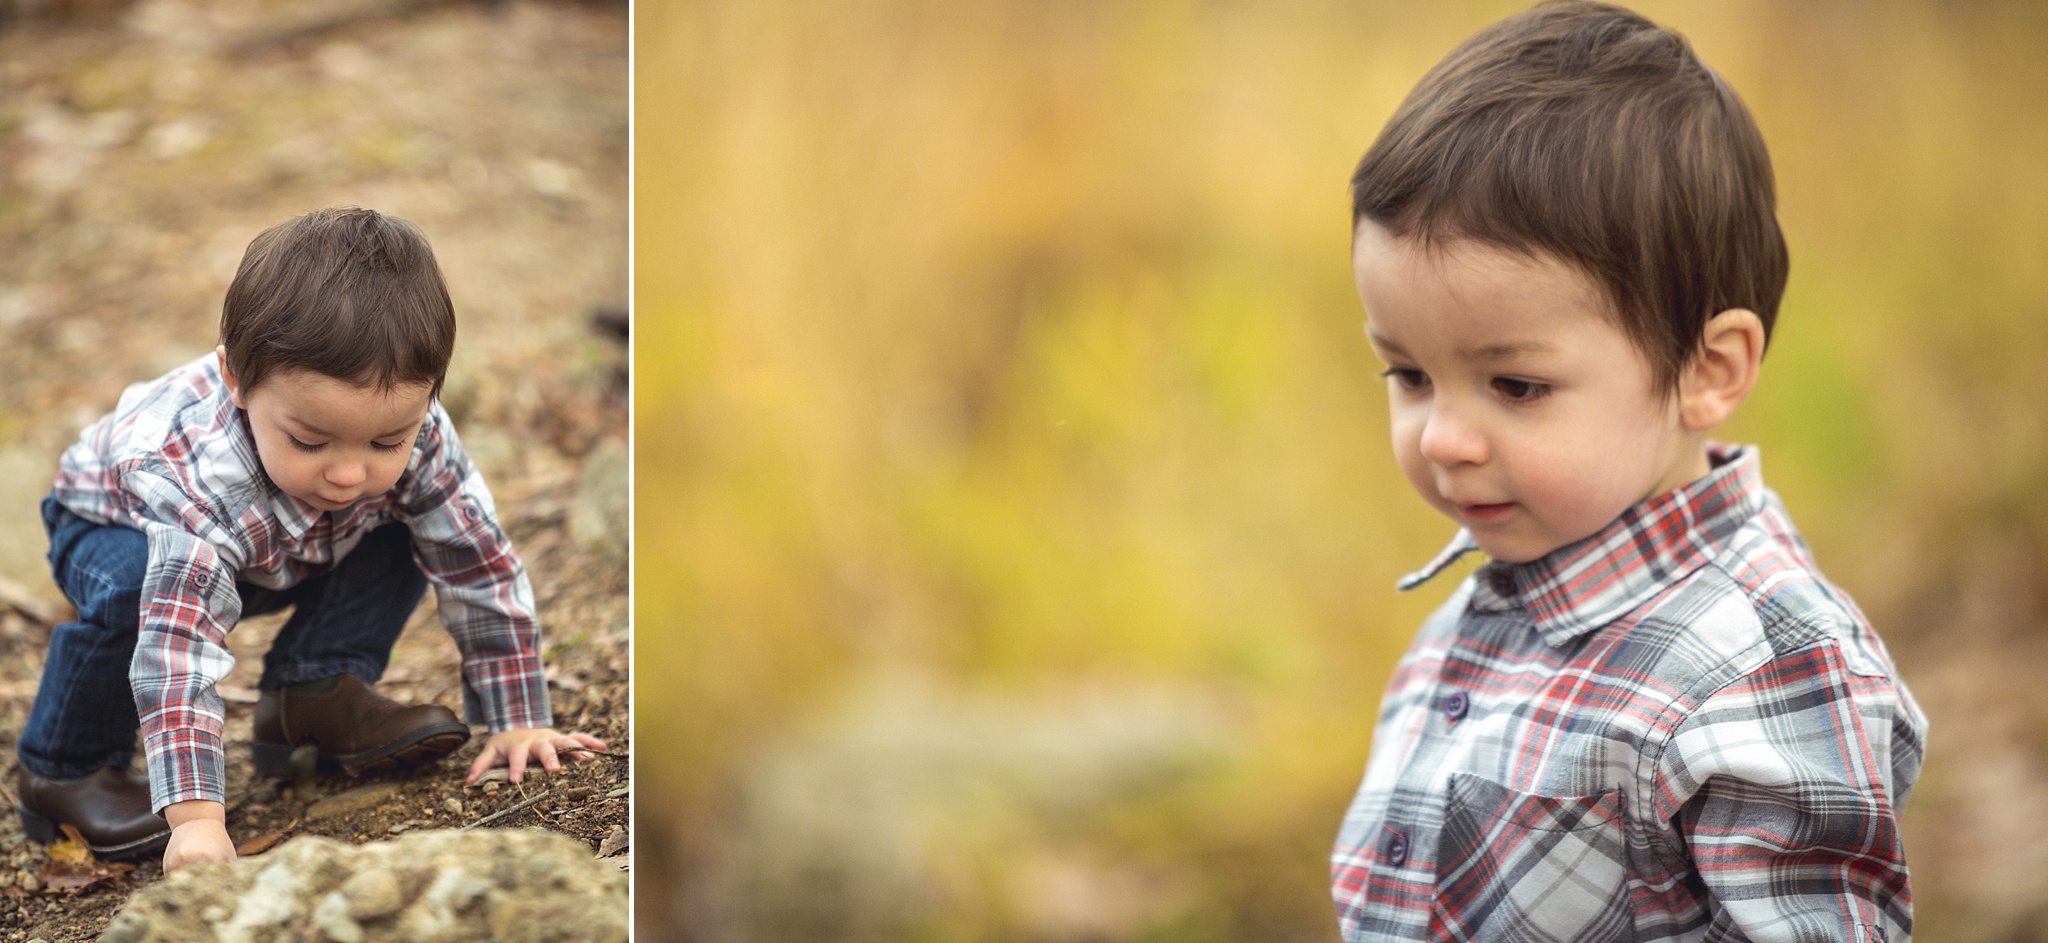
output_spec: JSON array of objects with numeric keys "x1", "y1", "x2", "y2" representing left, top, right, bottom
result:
[
  {"x1": 465, "y1": 728, "x2": 608, "y2": 785},
  {"x1": 162, "y1": 799, "x2": 236, "y2": 872}
]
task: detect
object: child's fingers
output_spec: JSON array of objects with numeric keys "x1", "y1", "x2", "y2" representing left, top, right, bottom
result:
[
  {"x1": 508, "y1": 746, "x2": 529, "y2": 783},
  {"x1": 539, "y1": 741, "x2": 561, "y2": 773},
  {"x1": 563, "y1": 733, "x2": 604, "y2": 761},
  {"x1": 466, "y1": 744, "x2": 503, "y2": 784}
]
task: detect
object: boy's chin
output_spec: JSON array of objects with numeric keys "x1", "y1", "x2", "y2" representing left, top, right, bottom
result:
[{"x1": 1468, "y1": 530, "x2": 1565, "y2": 566}]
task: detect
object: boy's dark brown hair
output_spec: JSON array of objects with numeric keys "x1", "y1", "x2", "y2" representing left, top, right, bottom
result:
[
  {"x1": 1351, "y1": 0, "x2": 1786, "y2": 392},
  {"x1": 220, "y1": 207, "x2": 456, "y2": 397}
]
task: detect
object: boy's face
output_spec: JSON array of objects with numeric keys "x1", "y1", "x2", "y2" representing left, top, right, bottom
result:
[
  {"x1": 1353, "y1": 222, "x2": 1708, "y2": 564},
  {"x1": 217, "y1": 350, "x2": 434, "y2": 512}
]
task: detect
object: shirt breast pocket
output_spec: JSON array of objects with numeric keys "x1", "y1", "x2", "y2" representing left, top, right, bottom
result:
[{"x1": 1431, "y1": 772, "x2": 1633, "y2": 943}]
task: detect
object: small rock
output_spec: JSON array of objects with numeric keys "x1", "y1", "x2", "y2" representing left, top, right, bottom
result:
[
  {"x1": 563, "y1": 785, "x2": 594, "y2": 801},
  {"x1": 291, "y1": 743, "x2": 321, "y2": 780},
  {"x1": 595, "y1": 826, "x2": 627, "y2": 858},
  {"x1": 484, "y1": 782, "x2": 501, "y2": 795},
  {"x1": 388, "y1": 823, "x2": 410, "y2": 834},
  {"x1": 605, "y1": 785, "x2": 629, "y2": 799},
  {"x1": 443, "y1": 797, "x2": 463, "y2": 815}
]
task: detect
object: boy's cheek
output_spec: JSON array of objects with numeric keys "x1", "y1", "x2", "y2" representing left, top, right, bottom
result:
[{"x1": 1392, "y1": 450, "x2": 1454, "y2": 517}]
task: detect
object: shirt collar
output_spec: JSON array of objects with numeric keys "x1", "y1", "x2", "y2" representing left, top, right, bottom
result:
[
  {"x1": 212, "y1": 374, "x2": 324, "y2": 541},
  {"x1": 1397, "y1": 443, "x2": 1766, "y2": 648},
  {"x1": 267, "y1": 484, "x2": 324, "y2": 540}
]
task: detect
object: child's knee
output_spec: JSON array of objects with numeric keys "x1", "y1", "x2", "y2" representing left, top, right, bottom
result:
[{"x1": 58, "y1": 526, "x2": 150, "y2": 632}]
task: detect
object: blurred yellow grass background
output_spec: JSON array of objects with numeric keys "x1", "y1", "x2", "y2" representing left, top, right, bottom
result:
[{"x1": 636, "y1": 2, "x2": 2048, "y2": 940}]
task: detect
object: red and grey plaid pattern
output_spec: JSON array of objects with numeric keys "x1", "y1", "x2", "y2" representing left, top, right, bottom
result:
[
  {"x1": 1333, "y1": 446, "x2": 1925, "y2": 942},
  {"x1": 52, "y1": 354, "x2": 551, "y2": 812}
]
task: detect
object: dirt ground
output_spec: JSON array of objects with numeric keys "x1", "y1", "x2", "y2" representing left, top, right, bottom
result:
[{"x1": 0, "y1": 0, "x2": 628, "y2": 938}]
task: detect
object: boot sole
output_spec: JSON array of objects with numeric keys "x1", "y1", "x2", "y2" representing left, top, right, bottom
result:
[
  {"x1": 16, "y1": 804, "x2": 170, "y2": 862},
  {"x1": 252, "y1": 723, "x2": 472, "y2": 778}
]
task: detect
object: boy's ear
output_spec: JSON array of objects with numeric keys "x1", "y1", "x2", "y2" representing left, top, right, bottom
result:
[
  {"x1": 215, "y1": 346, "x2": 247, "y2": 409},
  {"x1": 1678, "y1": 309, "x2": 1765, "y2": 431}
]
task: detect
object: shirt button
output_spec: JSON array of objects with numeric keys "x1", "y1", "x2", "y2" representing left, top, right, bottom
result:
[
  {"x1": 192, "y1": 570, "x2": 210, "y2": 589},
  {"x1": 463, "y1": 505, "x2": 480, "y2": 521},
  {"x1": 1485, "y1": 568, "x2": 1515, "y2": 597},
  {"x1": 1444, "y1": 690, "x2": 1469, "y2": 722},
  {"x1": 1384, "y1": 829, "x2": 1409, "y2": 866}
]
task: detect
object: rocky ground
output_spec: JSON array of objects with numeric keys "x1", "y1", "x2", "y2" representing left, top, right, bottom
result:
[
  {"x1": 0, "y1": 0, "x2": 628, "y2": 938},
  {"x1": 100, "y1": 828, "x2": 629, "y2": 943}
]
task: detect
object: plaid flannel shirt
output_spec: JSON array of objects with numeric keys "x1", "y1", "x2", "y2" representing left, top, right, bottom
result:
[
  {"x1": 50, "y1": 354, "x2": 551, "y2": 812},
  {"x1": 1333, "y1": 446, "x2": 1925, "y2": 942}
]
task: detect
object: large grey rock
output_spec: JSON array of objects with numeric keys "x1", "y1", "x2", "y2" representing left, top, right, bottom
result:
[
  {"x1": 710, "y1": 671, "x2": 1235, "y2": 941},
  {"x1": 100, "y1": 828, "x2": 626, "y2": 943}
]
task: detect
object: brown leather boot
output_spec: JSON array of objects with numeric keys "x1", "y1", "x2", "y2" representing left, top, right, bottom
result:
[
  {"x1": 13, "y1": 765, "x2": 171, "y2": 861},
  {"x1": 252, "y1": 673, "x2": 470, "y2": 777}
]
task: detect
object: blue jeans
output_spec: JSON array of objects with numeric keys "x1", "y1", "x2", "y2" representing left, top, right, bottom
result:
[{"x1": 15, "y1": 497, "x2": 428, "y2": 780}]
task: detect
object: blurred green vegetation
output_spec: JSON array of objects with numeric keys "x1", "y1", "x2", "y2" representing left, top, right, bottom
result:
[{"x1": 636, "y1": 1, "x2": 2048, "y2": 940}]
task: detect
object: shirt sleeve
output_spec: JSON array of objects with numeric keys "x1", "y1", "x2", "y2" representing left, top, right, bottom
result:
[
  {"x1": 1654, "y1": 636, "x2": 1918, "y2": 942},
  {"x1": 397, "y1": 405, "x2": 552, "y2": 733},
  {"x1": 124, "y1": 483, "x2": 244, "y2": 813}
]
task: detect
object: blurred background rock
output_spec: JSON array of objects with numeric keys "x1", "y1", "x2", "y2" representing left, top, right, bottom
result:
[{"x1": 636, "y1": 1, "x2": 2048, "y2": 940}]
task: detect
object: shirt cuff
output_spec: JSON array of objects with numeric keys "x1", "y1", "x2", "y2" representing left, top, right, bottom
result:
[
  {"x1": 141, "y1": 718, "x2": 227, "y2": 814},
  {"x1": 462, "y1": 650, "x2": 553, "y2": 732}
]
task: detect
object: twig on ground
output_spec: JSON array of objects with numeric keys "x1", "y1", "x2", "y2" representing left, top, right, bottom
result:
[{"x1": 463, "y1": 791, "x2": 547, "y2": 830}]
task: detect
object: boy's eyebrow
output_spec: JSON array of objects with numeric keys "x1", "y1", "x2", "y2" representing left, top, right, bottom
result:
[
  {"x1": 1364, "y1": 328, "x2": 1408, "y2": 358},
  {"x1": 287, "y1": 417, "x2": 420, "y2": 440},
  {"x1": 1459, "y1": 340, "x2": 1555, "y2": 361},
  {"x1": 1364, "y1": 329, "x2": 1552, "y2": 362}
]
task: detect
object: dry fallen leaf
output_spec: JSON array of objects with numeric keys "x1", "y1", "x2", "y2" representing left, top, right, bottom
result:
[
  {"x1": 47, "y1": 824, "x2": 93, "y2": 866},
  {"x1": 236, "y1": 831, "x2": 284, "y2": 856},
  {"x1": 37, "y1": 824, "x2": 134, "y2": 892},
  {"x1": 595, "y1": 825, "x2": 627, "y2": 858}
]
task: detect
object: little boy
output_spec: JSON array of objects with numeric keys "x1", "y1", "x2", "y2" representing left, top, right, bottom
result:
[
  {"x1": 14, "y1": 207, "x2": 607, "y2": 872},
  {"x1": 1332, "y1": 4, "x2": 1925, "y2": 941}
]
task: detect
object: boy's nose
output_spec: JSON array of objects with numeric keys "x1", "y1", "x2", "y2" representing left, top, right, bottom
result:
[
  {"x1": 326, "y1": 462, "x2": 367, "y2": 488},
  {"x1": 1418, "y1": 401, "x2": 1489, "y2": 467}
]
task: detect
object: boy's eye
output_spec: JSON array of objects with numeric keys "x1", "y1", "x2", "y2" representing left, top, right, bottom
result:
[
  {"x1": 287, "y1": 436, "x2": 326, "y2": 453},
  {"x1": 372, "y1": 440, "x2": 407, "y2": 453},
  {"x1": 1380, "y1": 367, "x2": 1430, "y2": 392},
  {"x1": 1491, "y1": 376, "x2": 1550, "y2": 403}
]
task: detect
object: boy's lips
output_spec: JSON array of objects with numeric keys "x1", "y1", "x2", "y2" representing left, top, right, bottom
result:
[{"x1": 1457, "y1": 501, "x2": 1518, "y2": 524}]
